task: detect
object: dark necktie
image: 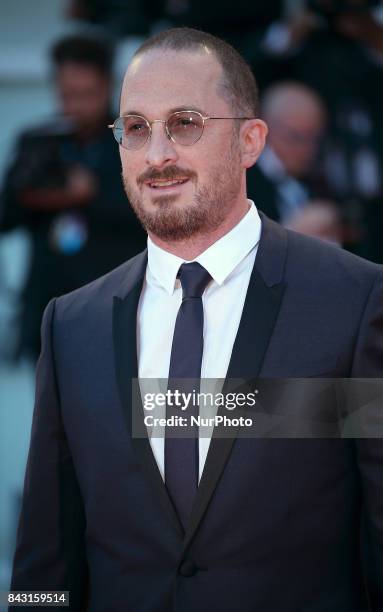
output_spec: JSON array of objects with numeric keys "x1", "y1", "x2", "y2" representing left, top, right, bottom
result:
[{"x1": 165, "y1": 262, "x2": 212, "y2": 529}]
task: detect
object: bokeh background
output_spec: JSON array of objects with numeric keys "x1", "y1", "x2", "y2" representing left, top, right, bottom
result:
[{"x1": 1, "y1": 0, "x2": 383, "y2": 605}]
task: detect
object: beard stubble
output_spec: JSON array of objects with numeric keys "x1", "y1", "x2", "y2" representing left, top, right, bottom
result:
[{"x1": 122, "y1": 136, "x2": 242, "y2": 242}]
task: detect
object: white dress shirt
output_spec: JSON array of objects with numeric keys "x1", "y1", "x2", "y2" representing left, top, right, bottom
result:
[{"x1": 137, "y1": 201, "x2": 261, "y2": 482}]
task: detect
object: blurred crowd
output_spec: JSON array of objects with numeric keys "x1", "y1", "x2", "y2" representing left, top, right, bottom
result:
[{"x1": 1, "y1": 0, "x2": 383, "y2": 361}]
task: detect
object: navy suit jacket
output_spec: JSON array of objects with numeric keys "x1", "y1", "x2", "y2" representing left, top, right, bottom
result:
[{"x1": 11, "y1": 214, "x2": 383, "y2": 611}]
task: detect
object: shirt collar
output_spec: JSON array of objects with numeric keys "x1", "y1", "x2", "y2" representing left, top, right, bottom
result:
[{"x1": 146, "y1": 200, "x2": 261, "y2": 295}]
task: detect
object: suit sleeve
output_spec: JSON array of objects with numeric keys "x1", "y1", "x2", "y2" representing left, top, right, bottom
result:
[
  {"x1": 10, "y1": 298, "x2": 88, "y2": 611},
  {"x1": 350, "y1": 269, "x2": 383, "y2": 610}
]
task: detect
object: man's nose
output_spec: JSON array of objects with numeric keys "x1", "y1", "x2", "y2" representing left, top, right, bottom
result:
[{"x1": 145, "y1": 121, "x2": 179, "y2": 168}]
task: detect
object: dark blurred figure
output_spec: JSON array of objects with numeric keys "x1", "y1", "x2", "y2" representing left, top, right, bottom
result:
[
  {"x1": 0, "y1": 34, "x2": 146, "y2": 360},
  {"x1": 247, "y1": 82, "x2": 342, "y2": 238},
  {"x1": 162, "y1": 0, "x2": 284, "y2": 58},
  {"x1": 66, "y1": 0, "x2": 163, "y2": 36},
  {"x1": 66, "y1": 0, "x2": 284, "y2": 57},
  {"x1": 254, "y1": 0, "x2": 383, "y2": 260}
]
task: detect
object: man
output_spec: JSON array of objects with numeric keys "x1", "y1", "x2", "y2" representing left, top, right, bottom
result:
[
  {"x1": 245, "y1": 83, "x2": 343, "y2": 243},
  {"x1": 246, "y1": 82, "x2": 328, "y2": 222},
  {"x1": 11, "y1": 28, "x2": 383, "y2": 611},
  {"x1": 253, "y1": 0, "x2": 383, "y2": 260},
  {"x1": 0, "y1": 34, "x2": 146, "y2": 359}
]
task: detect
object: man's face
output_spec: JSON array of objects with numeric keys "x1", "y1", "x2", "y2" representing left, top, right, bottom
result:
[
  {"x1": 56, "y1": 62, "x2": 111, "y2": 130},
  {"x1": 119, "y1": 49, "x2": 244, "y2": 242},
  {"x1": 268, "y1": 112, "x2": 324, "y2": 178}
]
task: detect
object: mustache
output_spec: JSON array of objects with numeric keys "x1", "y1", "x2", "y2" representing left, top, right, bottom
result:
[{"x1": 137, "y1": 165, "x2": 196, "y2": 184}]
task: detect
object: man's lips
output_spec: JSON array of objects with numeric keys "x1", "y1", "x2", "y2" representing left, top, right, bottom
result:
[{"x1": 143, "y1": 178, "x2": 190, "y2": 189}]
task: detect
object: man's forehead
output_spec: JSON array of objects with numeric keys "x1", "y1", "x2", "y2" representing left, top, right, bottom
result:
[
  {"x1": 120, "y1": 48, "x2": 223, "y2": 113},
  {"x1": 127, "y1": 47, "x2": 218, "y2": 76}
]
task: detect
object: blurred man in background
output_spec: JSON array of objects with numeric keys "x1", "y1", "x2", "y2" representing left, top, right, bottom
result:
[
  {"x1": 0, "y1": 33, "x2": 146, "y2": 360},
  {"x1": 254, "y1": 0, "x2": 383, "y2": 258},
  {"x1": 247, "y1": 81, "x2": 342, "y2": 243}
]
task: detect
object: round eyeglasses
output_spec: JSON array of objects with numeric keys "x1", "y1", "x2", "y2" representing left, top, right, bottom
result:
[{"x1": 108, "y1": 110, "x2": 254, "y2": 150}]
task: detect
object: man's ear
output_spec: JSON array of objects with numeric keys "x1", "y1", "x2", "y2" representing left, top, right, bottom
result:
[{"x1": 240, "y1": 119, "x2": 268, "y2": 169}]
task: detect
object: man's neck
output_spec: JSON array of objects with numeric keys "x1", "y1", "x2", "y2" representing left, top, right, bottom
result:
[{"x1": 148, "y1": 199, "x2": 250, "y2": 261}]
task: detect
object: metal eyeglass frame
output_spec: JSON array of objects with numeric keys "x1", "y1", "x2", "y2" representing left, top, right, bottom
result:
[{"x1": 108, "y1": 110, "x2": 255, "y2": 149}]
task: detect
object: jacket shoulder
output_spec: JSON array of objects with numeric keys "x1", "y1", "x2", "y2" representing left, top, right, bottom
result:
[
  {"x1": 284, "y1": 225, "x2": 383, "y2": 286},
  {"x1": 258, "y1": 213, "x2": 383, "y2": 292}
]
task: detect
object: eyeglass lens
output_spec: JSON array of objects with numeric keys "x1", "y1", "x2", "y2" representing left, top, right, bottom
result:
[{"x1": 113, "y1": 111, "x2": 204, "y2": 149}]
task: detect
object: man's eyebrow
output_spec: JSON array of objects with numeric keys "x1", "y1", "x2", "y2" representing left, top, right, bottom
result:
[
  {"x1": 120, "y1": 105, "x2": 206, "y2": 117},
  {"x1": 120, "y1": 109, "x2": 144, "y2": 117},
  {"x1": 168, "y1": 106, "x2": 206, "y2": 115}
]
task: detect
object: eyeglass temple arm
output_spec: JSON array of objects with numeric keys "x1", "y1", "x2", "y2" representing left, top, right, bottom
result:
[{"x1": 206, "y1": 117, "x2": 255, "y2": 120}]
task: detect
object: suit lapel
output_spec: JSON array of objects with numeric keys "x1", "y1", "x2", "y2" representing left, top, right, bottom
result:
[
  {"x1": 183, "y1": 214, "x2": 287, "y2": 552},
  {"x1": 113, "y1": 251, "x2": 184, "y2": 538}
]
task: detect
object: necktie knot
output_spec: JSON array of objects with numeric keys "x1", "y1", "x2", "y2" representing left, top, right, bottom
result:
[{"x1": 178, "y1": 262, "x2": 211, "y2": 299}]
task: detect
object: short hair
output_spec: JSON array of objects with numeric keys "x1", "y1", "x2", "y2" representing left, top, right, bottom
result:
[
  {"x1": 133, "y1": 28, "x2": 259, "y2": 116},
  {"x1": 51, "y1": 34, "x2": 114, "y2": 77}
]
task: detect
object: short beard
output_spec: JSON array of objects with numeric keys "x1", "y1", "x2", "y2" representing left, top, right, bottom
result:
[{"x1": 123, "y1": 136, "x2": 242, "y2": 242}]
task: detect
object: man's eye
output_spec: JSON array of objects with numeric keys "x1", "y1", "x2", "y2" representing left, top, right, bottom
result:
[
  {"x1": 175, "y1": 118, "x2": 197, "y2": 128},
  {"x1": 128, "y1": 123, "x2": 146, "y2": 132}
]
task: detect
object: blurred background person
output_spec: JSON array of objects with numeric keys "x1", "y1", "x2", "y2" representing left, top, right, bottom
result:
[
  {"x1": 253, "y1": 0, "x2": 383, "y2": 259},
  {"x1": 247, "y1": 81, "x2": 343, "y2": 243},
  {"x1": 66, "y1": 0, "x2": 284, "y2": 58},
  {"x1": 286, "y1": 199, "x2": 343, "y2": 244},
  {"x1": 159, "y1": 0, "x2": 284, "y2": 58},
  {"x1": 0, "y1": 33, "x2": 146, "y2": 361},
  {"x1": 66, "y1": 0, "x2": 162, "y2": 37}
]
